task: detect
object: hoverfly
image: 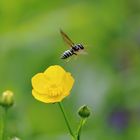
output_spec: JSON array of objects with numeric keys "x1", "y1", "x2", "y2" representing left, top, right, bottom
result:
[{"x1": 60, "y1": 30, "x2": 86, "y2": 59}]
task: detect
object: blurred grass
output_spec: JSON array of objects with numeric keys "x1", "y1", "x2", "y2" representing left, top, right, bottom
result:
[{"x1": 0, "y1": 0, "x2": 140, "y2": 140}]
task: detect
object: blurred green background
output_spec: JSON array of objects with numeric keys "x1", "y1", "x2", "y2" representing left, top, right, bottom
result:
[{"x1": 0, "y1": 0, "x2": 140, "y2": 140}]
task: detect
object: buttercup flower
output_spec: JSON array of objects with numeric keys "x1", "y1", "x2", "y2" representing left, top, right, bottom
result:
[{"x1": 31, "y1": 65, "x2": 74, "y2": 103}]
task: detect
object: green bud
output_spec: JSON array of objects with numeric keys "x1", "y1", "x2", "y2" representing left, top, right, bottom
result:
[
  {"x1": 11, "y1": 137, "x2": 21, "y2": 140},
  {"x1": 78, "y1": 105, "x2": 90, "y2": 118},
  {"x1": 0, "y1": 90, "x2": 14, "y2": 108}
]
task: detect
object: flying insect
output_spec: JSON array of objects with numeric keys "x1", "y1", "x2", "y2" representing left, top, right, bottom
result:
[{"x1": 60, "y1": 30, "x2": 86, "y2": 59}]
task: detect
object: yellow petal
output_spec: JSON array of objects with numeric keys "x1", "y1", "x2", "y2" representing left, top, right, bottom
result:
[
  {"x1": 32, "y1": 89, "x2": 66, "y2": 103},
  {"x1": 62, "y1": 72, "x2": 75, "y2": 95},
  {"x1": 31, "y1": 73, "x2": 49, "y2": 93},
  {"x1": 44, "y1": 65, "x2": 65, "y2": 85},
  {"x1": 31, "y1": 65, "x2": 75, "y2": 104}
]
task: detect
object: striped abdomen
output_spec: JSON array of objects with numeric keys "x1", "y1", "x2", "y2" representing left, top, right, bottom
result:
[{"x1": 61, "y1": 50, "x2": 74, "y2": 59}]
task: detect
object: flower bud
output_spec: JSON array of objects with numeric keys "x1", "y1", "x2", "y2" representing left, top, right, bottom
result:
[
  {"x1": 0, "y1": 90, "x2": 14, "y2": 108},
  {"x1": 78, "y1": 105, "x2": 90, "y2": 118},
  {"x1": 11, "y1": 137, "x2": 21, "y2": 140}
]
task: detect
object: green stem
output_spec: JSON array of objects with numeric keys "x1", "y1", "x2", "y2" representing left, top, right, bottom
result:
[
  {"x1": 0, "y1": 110, "x2": 2, "y2": 140},
  {"x1": 58, "y1": 102, "x2": 76, "y2": 139},
  {"x1": 2, "y1": 108, "x2": 8, "y2": 140},
  {"x1": 77, "y1": 118, "x2": 86, "y2": 140}
]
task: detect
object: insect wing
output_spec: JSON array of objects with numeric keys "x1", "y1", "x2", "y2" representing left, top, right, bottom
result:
[
  {"x1": 78, "y1": 50, "x2": 88, "y2": 55},
  {"x1": 60, "y1": 29, "x2": 74, "y2": 48}
]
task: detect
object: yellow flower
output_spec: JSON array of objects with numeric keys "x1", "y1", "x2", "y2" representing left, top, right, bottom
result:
[{"x1": 31, "y1": 65, "x2": 74, "y2": 103}]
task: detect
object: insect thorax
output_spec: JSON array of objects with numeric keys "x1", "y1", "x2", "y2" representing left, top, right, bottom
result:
[{"x1": 72, "y1": 44, "x2": 84, "y2": 51}]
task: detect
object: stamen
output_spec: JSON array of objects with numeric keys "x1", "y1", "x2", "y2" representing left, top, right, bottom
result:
[{"x1": 48, "y1": 86, "x2": 63, "y2": 97}]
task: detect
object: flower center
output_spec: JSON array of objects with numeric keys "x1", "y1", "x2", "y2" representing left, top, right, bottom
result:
[{"x1": 48, "y1": 84, "x2": 63, "y2": 97}]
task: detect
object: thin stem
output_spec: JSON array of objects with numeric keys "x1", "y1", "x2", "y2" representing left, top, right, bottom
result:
[
  {"x1": 0, "y1": 109, "x2": 3, "y2": 140},
  {"x1": 58, "y1": 102, "x2": 76, "y2": 139},
  {"x1": 2, "y1": 108, "x2": 8, "y2": 140},
  {"x1": 77, "y1": 118, "x2": 86, "y2": 140}
]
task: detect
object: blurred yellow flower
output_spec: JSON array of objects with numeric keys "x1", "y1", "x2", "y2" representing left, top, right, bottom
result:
[{"x1": 31, "y1": 65, "x2": 74, "y2": 103}]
